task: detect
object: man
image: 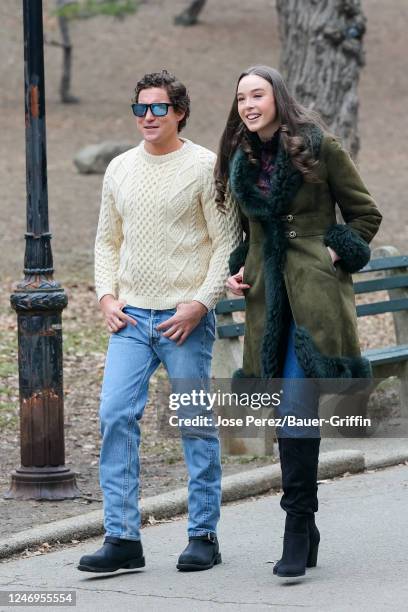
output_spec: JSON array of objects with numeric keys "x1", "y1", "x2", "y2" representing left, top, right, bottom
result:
[{"x1": 78, "y1": 70, "x2": 239, "y2": 573}]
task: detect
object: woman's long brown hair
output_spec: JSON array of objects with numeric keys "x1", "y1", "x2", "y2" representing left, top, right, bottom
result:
[{"x1": 214, "y1": 65, "x2": 330, "y2": 210}]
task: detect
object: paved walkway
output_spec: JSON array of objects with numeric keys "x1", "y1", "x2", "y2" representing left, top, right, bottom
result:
[{"x1": 0, "y1": 464, "x2": 407, "y2": 611}]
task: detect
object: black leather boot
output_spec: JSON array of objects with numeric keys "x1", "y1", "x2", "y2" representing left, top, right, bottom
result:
[
  {"x1": 177, "y1": 534, "x2": 222, "y2": 571},
  {"x1": 273, "y1": 437, "x2": 321, "y2": 578},
  {"x1": 274, "y1": 515, "x2": 309, "y2": 578},
  {"x1": 77, "y1": 537, "x2": 145, "y2": 573},
  {"x1": 273, "y1": 514, "x2": 320, "y2": 574},
  {"x1": 278, "y1": 437, "x2": 320, "y2": 517},
  {"x1": 306, "y1": 514, "x2": 320, "y2": 567}
]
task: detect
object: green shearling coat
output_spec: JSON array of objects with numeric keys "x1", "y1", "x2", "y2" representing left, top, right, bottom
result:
[{"x1": 228, "y1": 126, "x2": 382, "y2": 379}]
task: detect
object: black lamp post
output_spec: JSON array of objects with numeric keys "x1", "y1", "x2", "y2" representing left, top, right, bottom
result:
[{"x1": 4, "y1": 0, "x2": 80, "y2": 500}]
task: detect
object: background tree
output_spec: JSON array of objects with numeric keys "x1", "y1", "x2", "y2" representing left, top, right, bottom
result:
[
  {"x1": 49, "y1": 0, "x2": 138, "y2": 103},
  {"x1": 174, "y1": 0, "x2": 207, "y2": 26},
  {"x1": 53, "y1": 0, "x2": 79, "y2": 103},
  {"x1": 276, "y1": 0, "x2": 366, "y2": 158}
]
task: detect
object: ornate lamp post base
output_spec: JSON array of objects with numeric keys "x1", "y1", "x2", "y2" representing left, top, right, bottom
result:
[
  {"x1": 5, "y1": 281, "x2": 81, "y2": 500},
  {"x1": 4, "y1": 466, "x2": 80, "y2": 501},
  {"x1": 6, "y1": 1, "x2": 81, "y2": 502}
]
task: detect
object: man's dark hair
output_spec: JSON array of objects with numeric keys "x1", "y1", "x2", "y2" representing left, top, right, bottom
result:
[{"x1": 133, "y1": 70, "x2": 190, "y2": 132}]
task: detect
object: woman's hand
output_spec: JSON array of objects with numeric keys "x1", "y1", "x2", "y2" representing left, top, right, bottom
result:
[
  {"x1": 327, "y1": 246, "x2": 341, "y2": 264},
  {"x1": 226, "y1": 266, "x2": 251, "y2": 296},
  {"x1": 100, "y1": 295, "x2": 137, "y2": 333}
]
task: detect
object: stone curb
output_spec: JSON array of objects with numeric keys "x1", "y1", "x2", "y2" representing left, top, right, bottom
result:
[
  {"x1": 0, "y1": 448, "x2": 400, "y2": 561},
  {"x1": 365, "y1": 450, "x2": 408, "y2": 470}
]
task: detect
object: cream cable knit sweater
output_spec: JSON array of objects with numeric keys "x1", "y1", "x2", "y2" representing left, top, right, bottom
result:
[{"x1": 95, "y1": 138, "x2": 240, "y2": 311}]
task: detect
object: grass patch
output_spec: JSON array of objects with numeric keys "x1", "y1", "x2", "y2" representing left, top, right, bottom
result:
[
  {"x1": 0, "y1": 330, "x2": 18, "y2": 432},
  {"x1": 63, "y1": 327, "x2": 108, "y2": 356},
  {"x1": 0, "y1": 399, "x2": 18, "y2": 430},
  {"x1": 0, "y1": 360, "x2": 17, "y2": 378},
  {"x1": 222, "y1": 454, "x2": 272, "y2": 464}
]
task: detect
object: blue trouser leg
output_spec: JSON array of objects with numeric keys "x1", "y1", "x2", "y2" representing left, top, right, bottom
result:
[
  {"x1": 99, "y1": 306, "x2": 221, "y2": 540},
  {"x1": 154, "y1": 309, "x2": 221, "y2": 537},
  {"x1": 99, "y1": 309, "x2": 160, "y2": 540},
  {"x1": 277, "y1": 315, "x2": 321, "y2": 517},
  {"x1": 277, "y1": 317, "x2": 321, "y2": 439}
]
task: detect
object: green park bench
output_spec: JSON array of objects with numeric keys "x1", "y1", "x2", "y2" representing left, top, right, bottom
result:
[{"x1": 212, "y1": 246, "x2": 408, "y2": 456}]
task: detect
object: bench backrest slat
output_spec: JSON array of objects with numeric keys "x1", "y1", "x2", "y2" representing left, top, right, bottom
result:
[
  {"x1": 215, "y1": 298, "x2": 245, "y2": 315},
  {"x1": 360, "y1": 256, "x2": 408, "y2": 272},
  {"x1": 217, "y1": 323, "x2": 245, "y2": 339},
  {"x1": 356, "y1": 298, "x2": 408, "y2": 317},
  {"x1": 217, "y1": 298, "x2": 408, "y2": 337},
  {"x1": 363, "y1": 344, "x2": 408, "y2": 365},
  {"x1": 217, "y1": 274, "x2": 408, "y2": 313},
  {"x1": 354, "y1": 275, "x2": 408, "y2": 294},
  {"x1": 216, "y1": 256, "x2": 408, "y2": 334}
]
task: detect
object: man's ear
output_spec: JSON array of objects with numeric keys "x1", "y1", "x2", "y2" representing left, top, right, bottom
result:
[{"x1": 175, "y1": 108, "x2": 186, "y2": 123}]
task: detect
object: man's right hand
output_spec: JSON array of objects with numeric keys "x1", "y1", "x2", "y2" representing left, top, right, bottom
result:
[
  {"x1": 225, "y1": 266, "x2": 251, "y2": 296},
  {"x1": 100, "y1": 295, "x2": 137, "y2": 333}
]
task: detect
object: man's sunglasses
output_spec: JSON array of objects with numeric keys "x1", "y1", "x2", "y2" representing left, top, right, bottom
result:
[{"x1": 131, "y1": 103, "x2": 174, "y2": 117}]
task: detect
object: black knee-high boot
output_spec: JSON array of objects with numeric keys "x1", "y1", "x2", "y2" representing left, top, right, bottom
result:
[{"x1": 273, "y1": 437, "x2": 320, "y2": 578}]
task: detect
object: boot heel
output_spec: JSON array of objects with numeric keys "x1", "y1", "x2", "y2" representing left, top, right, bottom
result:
[
  {"x1": 124, "y1": 556, "x2": 145, "y2": 569},
  {"x1": 275, "y1": 530, "x2": 309, "y2": 578},
  {"x1": 214, "y1": 553, "x2": 222, "y2": 565},
  {"x1": 306, "y1": 543, "x2": 318, "y2": 568}
]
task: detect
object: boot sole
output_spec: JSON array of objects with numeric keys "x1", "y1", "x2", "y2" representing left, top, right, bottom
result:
[
  {"x1": 77, "y1": 556, "x2": 145, "y2": 573},
  {"x1": 273, "y1": 558, "x2": 318, "y2": 574},
  {"x1": 275, "y1": 569, "x2": 306, "y2": 580},
  {"x1": 176, "y1": 552, "x2": 222, "y2": 571},
  {"x1": 273, "y1": 543, "x2": 319, "y2": 574}
]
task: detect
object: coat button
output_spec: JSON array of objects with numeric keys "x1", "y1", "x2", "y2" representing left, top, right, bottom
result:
[
  {"x1": 289, "y1": 230, "x2": 297, "y2": 238},
  {"x1": 287, "y1": 214, "x2": 294, "y2": 222}
]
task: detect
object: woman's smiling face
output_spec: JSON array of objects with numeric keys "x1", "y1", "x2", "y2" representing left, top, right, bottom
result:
[{"x1": 236, "y1": 74, "x2": 279, "y2": 141}]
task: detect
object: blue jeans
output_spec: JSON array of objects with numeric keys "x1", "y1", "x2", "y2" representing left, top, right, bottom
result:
[
  {"x1": 277, "y1": 317, "x2": 321, "y2": 438},
  {"x1": 277, "y1": 317, "x2": 321, "y2": 517},
  {"x1": 99, "y1": 306, "x2": 221, "y2": 541}
]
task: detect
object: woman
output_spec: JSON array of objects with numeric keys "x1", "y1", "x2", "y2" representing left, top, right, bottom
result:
[{"x1": 215, "y1": 65, "x2": 382, "y2": 579}]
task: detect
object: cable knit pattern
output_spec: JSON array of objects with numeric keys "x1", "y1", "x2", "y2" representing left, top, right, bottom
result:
[{"x1": 95, "y1": 138, "x2": 241, "y2": 310}]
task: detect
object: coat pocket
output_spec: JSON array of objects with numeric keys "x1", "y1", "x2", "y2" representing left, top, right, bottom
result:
[{"x1": 321, "y1": 243, "x2": 338, "y2": 275}]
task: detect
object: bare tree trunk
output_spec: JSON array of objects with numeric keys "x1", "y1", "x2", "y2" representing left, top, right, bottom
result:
[
  {"x1": 57, "y1": 0, "x2": 79, "y2": 104},
  {"x1": 276, "y1": 0, "x2": 366, "y2": 158},
  {"x1": 174, "y1": 0, "x2": 207, "y2": 26}
]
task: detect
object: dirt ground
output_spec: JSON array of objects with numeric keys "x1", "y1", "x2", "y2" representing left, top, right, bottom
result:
[
  {"x1": 0, "y1": 0, "x2": 407, "y2": 282},
  {"x1": 0, "y1": 281, "x2": 274, "y2": 533},
  {"x1": 0, "y1": 0, "x2": 407, "y2": 534}
]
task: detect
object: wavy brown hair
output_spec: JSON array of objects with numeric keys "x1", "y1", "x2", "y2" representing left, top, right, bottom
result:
[
  {"x1": 214, "y1": 65, "x2": 330, "y2": 209},
  {"x1": 133, "y1": 69, "x2": 190, "y2": 133}
]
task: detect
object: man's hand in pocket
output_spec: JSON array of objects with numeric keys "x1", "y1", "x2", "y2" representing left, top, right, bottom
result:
[{"x1": 99, "y1": 295, "x2": 137, "y2": 333}]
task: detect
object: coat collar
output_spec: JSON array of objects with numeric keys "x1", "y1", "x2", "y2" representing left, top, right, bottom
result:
[{"x1": 229, "y1": 125, "x2": 323, "y2": 220}]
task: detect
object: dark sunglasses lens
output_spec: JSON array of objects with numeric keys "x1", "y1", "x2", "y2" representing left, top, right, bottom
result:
[
  {"x1": 151, "y1": 103, "x2": 168, "y2": 116},
  {"x1": 132, "y1": 104, "x2": 147, "y2": 117}
]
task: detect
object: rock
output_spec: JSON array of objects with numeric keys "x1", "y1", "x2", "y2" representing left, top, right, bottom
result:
[{"x1": 73, "y1": 141, "x2": 135, "y2": 174}]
